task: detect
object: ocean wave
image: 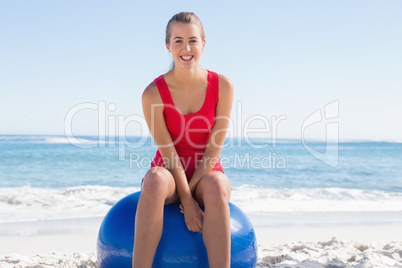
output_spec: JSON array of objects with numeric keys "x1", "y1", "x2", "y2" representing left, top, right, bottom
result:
[
  {"x1": 0, "y1": 135, "x2": 95, "y2": 144},
  {"x1": 1, "y1": 185, "x2": 402, "y2": 223},
  {"x1": 0, "y1": 185, "x2": 139, "y2": 223},
  {"x1": 2, "y1": 135, "x2": 402, "y2": 147},
  {"x1": 231, "y1": 185, "x2": 402, "y2": 213},
  {"x1": 45, "y1": 136, "x2": 95, "y2": 144}
]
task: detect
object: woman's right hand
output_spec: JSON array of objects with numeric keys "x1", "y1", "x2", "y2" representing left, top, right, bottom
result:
[{"x1": 180, "y1": 198, "x2": 204, "y2": 233}]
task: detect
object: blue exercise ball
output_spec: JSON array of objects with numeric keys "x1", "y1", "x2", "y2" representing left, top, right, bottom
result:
[{"x1": 97, "y1": 191, "x2": 257, "y2": 268}]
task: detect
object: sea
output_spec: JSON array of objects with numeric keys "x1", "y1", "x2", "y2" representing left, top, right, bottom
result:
[{"x1": 1, "y1": 134, "x2": 402, "y2": 237}]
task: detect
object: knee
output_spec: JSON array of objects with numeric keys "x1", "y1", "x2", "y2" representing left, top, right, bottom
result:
[
  {"x1": 141, "y1": 167, "x2": 171, "y2": 198},
  {"x1": 200, "y1": 173, "x2": 230, "y2": 204}
]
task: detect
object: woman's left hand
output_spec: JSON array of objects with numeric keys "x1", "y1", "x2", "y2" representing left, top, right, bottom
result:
[{"x1": 179, "y1": 200, "x2": 204, "y2": 233}]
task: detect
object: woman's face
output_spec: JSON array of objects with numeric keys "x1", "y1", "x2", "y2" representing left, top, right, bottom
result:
[{"x1": 166, "y1": 22, "x2": 205, "y2": 70}]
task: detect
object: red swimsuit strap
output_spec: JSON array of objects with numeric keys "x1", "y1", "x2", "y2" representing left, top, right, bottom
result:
[
  {"x1": 154, "y1": 75, "x2": 174, "y2": 106},
  {"x1": 153, "y1": 70, "x2": 219, "y2": 112}
]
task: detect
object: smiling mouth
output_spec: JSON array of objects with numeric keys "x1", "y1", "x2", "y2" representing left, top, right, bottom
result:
[{"x1": 180, "y1": 55, "x2": 193, "y2": 61}]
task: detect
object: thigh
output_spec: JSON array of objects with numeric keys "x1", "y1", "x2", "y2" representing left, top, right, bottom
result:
[
  {"x1": 194, "y1": 171, "x2": 231, "y2": 207},
  {"x1": 141, "y1": 166, "x2": 180, "y2": 205}
]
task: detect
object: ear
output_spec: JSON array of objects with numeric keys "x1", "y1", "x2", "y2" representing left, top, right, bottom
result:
[
  {"x1": 166, "y1": 43, "x2": 171, "y2": 53},
  {"x1": 202, "y1": 39, "x2": 206, "y2": 51}
]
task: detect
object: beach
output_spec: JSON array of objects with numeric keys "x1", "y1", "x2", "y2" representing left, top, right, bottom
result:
[
  {"x1": 1, "y1": 136, "x2": 402, "y2": 267},
  {"x1": 1, "y1": 212, "x2": 402, "y2": 267},
  {"x1": 2, "y1": 0, "x2": 401, "y2": 265}
]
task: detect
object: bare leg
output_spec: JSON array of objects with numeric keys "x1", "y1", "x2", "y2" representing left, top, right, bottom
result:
[
  {"x1": 195, "y1": 172, "x2": 231, "y2": 268},
  {"x1": 133, "y1": 167, "x2": 178, "y2": 268}
]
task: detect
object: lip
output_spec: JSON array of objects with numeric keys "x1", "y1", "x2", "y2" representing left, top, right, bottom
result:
[{"x1": 180, "y1": 55, "x2": 194, "y2": 61}]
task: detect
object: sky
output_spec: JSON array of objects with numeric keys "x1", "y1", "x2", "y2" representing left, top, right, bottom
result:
[{"x1": 1, "y1": 0, "x2": 401, "y2": 141}]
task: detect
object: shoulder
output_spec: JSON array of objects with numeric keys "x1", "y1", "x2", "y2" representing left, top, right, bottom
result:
[
  {"x1": 217, "y1": 73, "x2": 234, "y2": 98},
  {"x1": 142, "y1": 81, "x2": 162, "y2": 105}
]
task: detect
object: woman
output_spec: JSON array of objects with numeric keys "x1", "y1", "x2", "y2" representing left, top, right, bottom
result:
[{"x1": 133, "y1": 12, "x2": 234, "y2": 268}]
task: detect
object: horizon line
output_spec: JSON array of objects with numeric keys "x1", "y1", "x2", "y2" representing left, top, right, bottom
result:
[{"x1": 0, "y1": 133, "x2": 401, "y2": 143}]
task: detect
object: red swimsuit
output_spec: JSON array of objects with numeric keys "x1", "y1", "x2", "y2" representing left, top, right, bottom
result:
[{"x1": 150, "y1": 70, "x2": 224, "y2": 180}]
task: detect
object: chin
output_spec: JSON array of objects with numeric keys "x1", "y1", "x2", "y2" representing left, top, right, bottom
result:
[{"x1": 173, "y1": 58, "x2": 199, "y2": 68}]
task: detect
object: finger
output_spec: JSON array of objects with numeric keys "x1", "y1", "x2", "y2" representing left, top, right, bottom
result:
[
  {"x1": 188, "y1": 222, "x2": 200, "y2": 233},
  {"x1": 196, "y1": 219, "x2": 203, "y2": 231},
  {"x1": 188, "y1": 225, "x2": 196, "y2": 232}
]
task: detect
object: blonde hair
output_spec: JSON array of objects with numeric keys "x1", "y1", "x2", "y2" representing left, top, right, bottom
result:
[{"x1": 165, "y1": 12, "x2": 205, "y2": 44}]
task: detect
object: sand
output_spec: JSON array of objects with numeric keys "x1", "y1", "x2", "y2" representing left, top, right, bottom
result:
[{"x1": 1, "y1": 213, "x2": 402, "y2": 267}]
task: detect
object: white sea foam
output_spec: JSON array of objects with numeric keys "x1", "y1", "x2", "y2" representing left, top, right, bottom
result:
[
  {"x1": 231, "y1": 185, "x2": 402, "y2": 213},
  {"x1": 0, "y1": 135, "x2": 95, "y2": 144},
  {"x1": 1, "y1": 185, "x2": 402, "y2": 225},
  {"x1": 45, "y1": 136, "x2": 95, "y2": 144},
  {"x1": 0, "y1": 185, "x2": 139, "y2": 223}
]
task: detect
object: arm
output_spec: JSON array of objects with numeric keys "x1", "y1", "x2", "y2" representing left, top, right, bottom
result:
[
  {"x1": 142, "y1": 83, "x2": 203, "y2": 231},
  {"x1": 188, "y1": 74, "x2": 234, "y2": 193}
]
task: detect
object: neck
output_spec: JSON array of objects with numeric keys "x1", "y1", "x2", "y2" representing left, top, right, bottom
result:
[{"x1": 169, "y1": 65, "x2": 206, "y2": 87}]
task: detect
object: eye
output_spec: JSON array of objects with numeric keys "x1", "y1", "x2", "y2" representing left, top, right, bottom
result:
[
  {"x1": 190, "y1": 40, "x2": 197, "y2": 43},
  {"x1": 175, "y1": 40, "x2": 182, "y2": 43}
]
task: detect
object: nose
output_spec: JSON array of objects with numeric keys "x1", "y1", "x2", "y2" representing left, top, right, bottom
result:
[{"x1": 182, "y1": 42, "x2": 190, "y2": 51}]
